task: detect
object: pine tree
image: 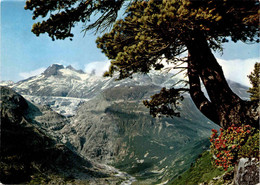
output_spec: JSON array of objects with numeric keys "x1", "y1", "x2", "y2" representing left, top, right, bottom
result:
[
  {"x1": 25, "y1": 0, "x2": 259, "y2": 129},
  {"x1": 248, "y1": 63, "x2": 260, "y2": 102},
  {"x1": 96, "y1": 0, "x2": 259, "y2": 129},
  {"x1": 24, "y1": 0, "x2": 127, "y2": 40}
]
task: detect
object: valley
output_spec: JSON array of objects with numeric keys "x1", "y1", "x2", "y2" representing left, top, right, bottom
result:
[{"x1": 0, "y1": 64, "x2": 250, "y2": 184}]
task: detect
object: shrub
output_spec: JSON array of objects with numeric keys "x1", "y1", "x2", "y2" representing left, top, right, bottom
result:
[
  {"x1": 210, "y1": 124, "x2": 259, "y2": 171},
  {"x1": 238, "y1": 131, "x2": 259, "y2": 159}
]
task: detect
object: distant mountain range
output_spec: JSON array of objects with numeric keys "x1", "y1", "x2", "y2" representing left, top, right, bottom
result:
[
  {"x1": 4, "y1": 64, "x2": 179, "y2": 116},
  {"x1": 0, "y1": 64, "x2": 250, "y2": 184},
  {"x1": 2, "y1": 64, "x2": 249, "y2": 116}
]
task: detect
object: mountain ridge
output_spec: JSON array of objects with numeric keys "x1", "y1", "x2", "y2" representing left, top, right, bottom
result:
[
  {"x1": 1, "y1": 64, "x2": 249, "y2": 117},
  {"x1": 1, "y1": 63, "x2": 251, "y2": 184}
]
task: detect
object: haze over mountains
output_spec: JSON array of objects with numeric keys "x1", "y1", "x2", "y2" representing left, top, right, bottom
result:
[{"x1": 0, "y1": 64, "x2": 250, "y2": 184}]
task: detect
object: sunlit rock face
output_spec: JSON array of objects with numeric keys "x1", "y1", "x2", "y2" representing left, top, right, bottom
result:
[{"x1": 234, "y1": 158, "x2": 260, "y2": 185}]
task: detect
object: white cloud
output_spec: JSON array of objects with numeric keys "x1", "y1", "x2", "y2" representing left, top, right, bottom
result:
[
  {"x1": 17, "y1": 58, "x2": 258, "y2": 86},
  {"x1": 217, "y1": 57, "x2": 259, "y2": 87},
  {"x1": 161, "y1": 57, "x2": 258, "y2": 87},
  {"x1": 84, "y1": 60, "x2": 111, "y2": 76},
  {"x1": 19, "y1": 67, "x2": 46, "y2": 79}
]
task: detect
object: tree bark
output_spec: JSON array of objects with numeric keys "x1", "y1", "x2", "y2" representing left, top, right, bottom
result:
[
  {"x1": 186, "y1": 33, "x2": 259, "y2": 129},
  {"x1": 187, "y1": 54, "x2": 219, "y2": 124}
]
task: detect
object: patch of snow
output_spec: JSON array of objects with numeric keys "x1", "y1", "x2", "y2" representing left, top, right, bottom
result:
[
  {"x1": 150, "y1": 140, "x2": 166, "y2": 147},
  {"x1": 159, "y1": 157, "x2": 167, "y2": 165},
  {"x1": 151, "y1": 168, "x2": 165, "y2": 174},
  {"x1": 165, "y1": 121, "x2": 174, "y2": 127},
  {"x1": 0, "y1": 80, "x2": 14, "y2": 86},
  {"x1": 156, "y1": 180, "x2": 169, "y2": 185},
  {"x1": 101, "y1": 164, "x2": 137, "y2": 185},
  {"x1": 158, "y1": 122, "x2": 163, "y2": 133},
  {"x1": 137, "y1": 159, "x2": 144, "y2": 164},
  {"x1": 23, "y1": 95, "x2": 89, "y2": 117}
]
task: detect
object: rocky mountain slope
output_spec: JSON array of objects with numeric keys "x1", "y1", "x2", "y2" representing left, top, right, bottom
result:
[
  {"x1": 1, "y1": 64, "x2": 250, "y2": 184},
  {"x1": 7, "y1": 64, "x2": 177, "y2": 116},
  {"x1": 0, "y1": 86, "x2": 133, "y2": 184},
  {"x1": 4, "y1": 64, "x2": 250, "y2": 117},
  {"x1": 59, "y1": 85, "x2": 219, "y2": 184}
]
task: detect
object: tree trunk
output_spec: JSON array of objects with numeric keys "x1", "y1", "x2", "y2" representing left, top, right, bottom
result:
[{"x1": 186, "y1": 33, "x2": 259, "y2": 129}]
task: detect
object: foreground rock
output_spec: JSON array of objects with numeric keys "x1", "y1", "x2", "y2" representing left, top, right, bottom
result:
[{"x1": 234, "y1": 158, "x2": 259, "y2": 185}]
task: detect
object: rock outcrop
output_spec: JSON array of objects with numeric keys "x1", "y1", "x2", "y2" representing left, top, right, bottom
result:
[
  {"x1": 234, "y1": 158, "x2": 260, "y2": 185},
  {"x1": 43, "y1": 64, "x2": 64, "y2": 77}
]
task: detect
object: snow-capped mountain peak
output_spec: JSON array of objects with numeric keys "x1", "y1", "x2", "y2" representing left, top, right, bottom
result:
[
  {"x1": 3, "y1": 63, "x2": 248, "y2": 117},
  {"x1": 4, "y1": 64, "x2": 177, "y2": 116},
  {"x1": 66, "y1": 65, "x2": 85, "y2": 74},
  {"x1": 43, "y1": 64, "x2": 65, "y2": 77}
]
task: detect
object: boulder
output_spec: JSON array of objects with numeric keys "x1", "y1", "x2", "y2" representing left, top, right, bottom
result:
[{"x1": 234, "y1": 158, "x2": 259, "y2": 185}]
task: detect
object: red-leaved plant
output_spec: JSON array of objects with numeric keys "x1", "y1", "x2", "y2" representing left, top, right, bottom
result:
[{"x1": 210, "y1": 124, "x2": 258, "y2": 171}]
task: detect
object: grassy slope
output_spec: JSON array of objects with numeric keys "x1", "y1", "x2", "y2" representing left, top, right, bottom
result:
[{"x1": 169, "y1": 151, "x2": 233, "y2": 185}]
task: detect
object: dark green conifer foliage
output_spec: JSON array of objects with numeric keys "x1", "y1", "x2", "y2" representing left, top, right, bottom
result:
[
  {"x1": 248, "y1": 63, "x2": 260, "y2": 102},
  {"x1": 25, "y1": 0, "x2": 259, "y2": 128},
  {"x1": 96, "y1": 0, "x2": 259, "y2": 78},
  {"x1": 24, "y1": 0, "x2": 128, "y2": 40},
  {"x1": 96, "y1": 0, "x2": 259, "y2": 128}
]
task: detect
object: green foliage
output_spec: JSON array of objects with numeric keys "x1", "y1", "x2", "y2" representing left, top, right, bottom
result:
[
  {"x1": 143, "y1": 87, "x2": 185, "y2": 118},
  {"x1": 24, "y1": 0, "x2": 126, "y2": 40},
  {"x1": 170, "y1": 151, "x2": 231, "y2": 185},
  {"x1": 238, "y1": 131, "x2": 259, "y2": 159},
  {"x1": 97, "y1": 0, "x2": 259, "y2": 78},
  {"x1": 29, "y1": 174, "x2": 50, "y2": 184},
  {"x1": 95, "y1": 0, "x2": 260, "y2": 128},
  {"x1": 25, "y1": 0, "x2": 260, "y2": 43},
  {"x1": 248, "y1": 62, "x2": 260, "y2": 102},
  {"x1": 210, "y1": 125, "x2": 259, "y2": 171},
  {"x1": 26, "y1": 0, "x2": 259, "y2": 127}
]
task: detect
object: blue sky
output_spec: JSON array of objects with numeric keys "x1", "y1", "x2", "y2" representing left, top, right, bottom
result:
[{"x1": 1, "y1": 0, "x2": 259, "y2": 86}]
